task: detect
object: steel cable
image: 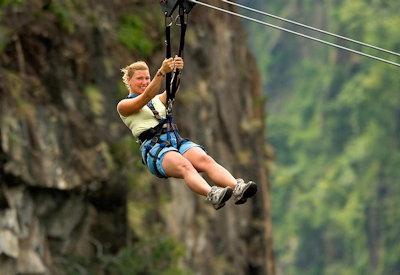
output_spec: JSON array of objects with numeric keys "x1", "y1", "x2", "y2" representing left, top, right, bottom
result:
[
  {"x1": 188, "y1": 0, "x2": 400, "y2": 68},
  {"x1": 218, "y1": 0, "x2": 400, "y2": 58}
]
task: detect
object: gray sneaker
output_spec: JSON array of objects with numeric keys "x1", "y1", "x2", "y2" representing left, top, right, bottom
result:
[
  {"x1": 206, "y1": 186, "x2": 233, "y2": 210},
  {"x1": 233, "y1": 179, "x2": 257, "y2": 204}
]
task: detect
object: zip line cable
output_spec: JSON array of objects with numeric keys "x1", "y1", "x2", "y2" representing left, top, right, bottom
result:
[
  {"x1": 218, "y1": 0, "x2": 400, "y2": 58},
  {"x1": 188, "y1": 0, "x2": 400, "y2": 68}
]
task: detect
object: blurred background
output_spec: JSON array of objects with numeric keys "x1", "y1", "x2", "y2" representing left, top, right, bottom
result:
[
  {"x1": 238, "y1": 0, "x2": 400, "y2": 274},
  {"x1": 0, "y1": 0, "x2": 399, "y2": 274}
]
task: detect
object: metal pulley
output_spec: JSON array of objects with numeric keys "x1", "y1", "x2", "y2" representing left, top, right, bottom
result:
[{"x1": 160, "y1": 0, "x2": 195, "y2": 17}]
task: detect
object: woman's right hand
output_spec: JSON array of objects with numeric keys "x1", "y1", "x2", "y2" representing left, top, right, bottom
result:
[{"x1": 160, "y1": 57, "x2": 175, "y2": 74}]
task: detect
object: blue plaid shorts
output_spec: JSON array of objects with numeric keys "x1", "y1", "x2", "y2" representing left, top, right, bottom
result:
[{"x1": 139, "y1": 132, "x2": 203, "y2": 178}]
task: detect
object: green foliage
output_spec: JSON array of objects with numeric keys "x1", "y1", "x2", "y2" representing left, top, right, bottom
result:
[
  {"x1": 108, "y1": 129, "x2": 141, "y2": 173},
  {"x1": 109, "y1": 237, "x2": 191, "y2": 275},
  {"x1": 84, "y1": 85, "x2": 104, "y2": 116},
  {"x1": 0, "y1": 25, "x2": 10, "y2": 54},
  {"x1": 117, "y1": 82, "x2": 129, "y2": 99},
  {"x1": 0, "y1": 0, "x2": 23, "y2": 8},
  {"x1": 47, "y1": 1, "x2": 76, "y2": 33},
  {"x1": 241, "y1": 0, "x2": 400, "y2": 274},
  {"x1": 117, "y1": 15, "x2": 155, "y2": 56},
  {"x1": 3, "y1": 70, "x2": 35, "y2": 117},
  {"x1": 0, "y1": 0, "x2": 20, "y2": 52},
  {"x1": 60, "y1": 236, "x2": 191, "y2": 275}
]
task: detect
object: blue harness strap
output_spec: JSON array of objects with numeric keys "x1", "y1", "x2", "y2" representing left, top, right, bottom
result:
[
  {"x1": 127, "y1": 93, "x2": 184, "y2": 178},
  {"x1": 126, "y1": 94, "x2": 182, "y2": 140},
  {"x1": 127, "y1": 93, "x2": 164, "y2": 121}
]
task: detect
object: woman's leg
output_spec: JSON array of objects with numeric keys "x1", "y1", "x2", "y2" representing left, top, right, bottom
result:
[
  {"x1": 182, "y1": 147, "x2": 257, "y2": 204},
  {"x1": 162, "y1": 151, "x2": 211, "y2": 196},
  {"x1": 183, "y1": 147, "x2": 237, "y2": 189}
]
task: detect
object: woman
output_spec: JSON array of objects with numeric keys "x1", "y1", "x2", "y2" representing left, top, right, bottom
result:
[{"x1": 117, "y1": 57, "x2": 257, "y2": 210}]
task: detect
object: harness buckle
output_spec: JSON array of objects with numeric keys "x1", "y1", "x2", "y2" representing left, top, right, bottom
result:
[
  {"x1": 166, "y1": 99, "x2": 174, "y2": 115},
  {"x1": 151, "y1": 136, "x2": 159, "y2": 143},
  {"x1": 164, "y1": 140, "x2": 171, "y2": 147}
]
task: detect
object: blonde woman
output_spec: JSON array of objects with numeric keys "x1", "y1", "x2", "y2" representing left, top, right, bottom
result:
[{"x1": 117, "y1": 57, "x2": 257, "y2": 209}]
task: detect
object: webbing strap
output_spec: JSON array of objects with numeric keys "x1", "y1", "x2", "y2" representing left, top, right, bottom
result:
[
  {"x1": 127, "y1": 93, "x2": 163, "y2": 121},
  {"x1": 152, "y1": 144, "x2": 168, "y2": 178},
  {"x1": 165, "y1": 22, "x2": 172, "y2": 102},
  {"x1": 147, "y1": 101, "x2": 163, "y2": 121},
  {"x1": 164, "y1": 2, "x2": 189, "y2": 114},
  {"x1": 170, "y1": 7, "x2": 187, "y2": 97}
]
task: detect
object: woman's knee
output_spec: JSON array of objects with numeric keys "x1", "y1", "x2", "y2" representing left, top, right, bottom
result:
[
  {"x1": 195, "y1": 154, "x2": 216, "y2": 171},
  {"x1": 177, "y1": 159, "x2": 196, "y2": 175},
  {"x1": 163, "y1": 152, "x2": 196, "y2": 177}
]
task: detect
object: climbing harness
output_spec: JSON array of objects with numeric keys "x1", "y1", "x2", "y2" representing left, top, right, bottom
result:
[
  {"x1": 127, "y1": 93, "x2": 178, "y2": 178},
  {"x1": 126, "y1": 0, "x2": 195, "y2": 177}
]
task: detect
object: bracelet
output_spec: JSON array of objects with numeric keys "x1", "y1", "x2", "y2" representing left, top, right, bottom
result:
[{"x1": 156, "y1": 69, "x2": 165, "y2": 77}]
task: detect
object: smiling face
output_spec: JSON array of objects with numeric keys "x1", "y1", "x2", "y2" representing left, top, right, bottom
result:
[{"x1": 129, "y1": 69, "x2": 151, "y2": 94}]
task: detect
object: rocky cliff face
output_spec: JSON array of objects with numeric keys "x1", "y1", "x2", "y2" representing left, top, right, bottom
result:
[{"x1": 0, "y1": 1, "x2": 273, "y2": 274}]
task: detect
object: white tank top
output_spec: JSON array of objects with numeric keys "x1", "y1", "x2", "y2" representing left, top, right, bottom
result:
[{"x1": 119, "y1": 95, "x2": 166, "y2": 137}]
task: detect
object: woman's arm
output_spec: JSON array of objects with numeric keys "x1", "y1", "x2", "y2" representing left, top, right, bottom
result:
[{"x1": 117, "y1": 58, "x2": 174, "y2": 116}]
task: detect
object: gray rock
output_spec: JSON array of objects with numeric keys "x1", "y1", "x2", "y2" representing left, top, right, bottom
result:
[
  {"x1": 46, "y1": 195, "x2": 86, "y2": 241},
  {"x1": 0, "y1": 230, "x2": 19, "y2": 258},
  {"x1": 0, "y1": 209, "x2": 20, "y2": 235},
  {"x1": 0, "y1": 255, "x2": 17, "y2": 275},
  {"x1": 17, "y1": 249, "x2": 47, "y2": 274}
]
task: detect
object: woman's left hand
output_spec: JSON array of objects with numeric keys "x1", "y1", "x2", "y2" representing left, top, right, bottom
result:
[{"x1": 174, "y1": 55, "x2": 184, "y2": 70}]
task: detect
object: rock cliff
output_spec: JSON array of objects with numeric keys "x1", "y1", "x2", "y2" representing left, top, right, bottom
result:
[{"x1": 0, "y1": 1, "x2": 273, "y2": 274}]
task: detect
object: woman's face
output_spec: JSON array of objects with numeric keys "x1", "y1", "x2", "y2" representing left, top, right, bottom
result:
[{"x1": 129, "y1": 69, "x2": 150, "y2": 94}]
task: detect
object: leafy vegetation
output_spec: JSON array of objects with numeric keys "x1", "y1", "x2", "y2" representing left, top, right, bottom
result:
[
  {"x1": 109, "y1": 236, "x2": 191, "y2": 275},
  {"x1": 0, "y1": 0, "x2": 24, "y2": 8},
  {"x1": 84, "y1": 85, "x2": 104, "y2": 116},
  {"x1": 117, "y1": 15, "x2": 155, "y2": 56},
  {"x1": 240, "y1": 0, "x2": 400, "y2": 274},
  {"x1": 61, "y1": 236, "x2": 190, "y2": 275},
  {"x1": 0, "y1": 25, "x2": 9, "y2": 53},
  {"x1": 47, "y1": 1, "x2": 76, "y2": 33}
]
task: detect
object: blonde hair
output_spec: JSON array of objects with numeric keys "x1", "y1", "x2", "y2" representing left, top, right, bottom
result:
[{"x1": 121, "y1": 61, "x2": 149, "y2": 91}]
